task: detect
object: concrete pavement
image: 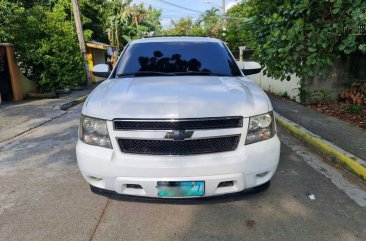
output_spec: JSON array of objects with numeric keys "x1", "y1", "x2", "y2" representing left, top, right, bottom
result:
[
  {"x1": 269, "y1": 94, "x2": 366, "y2": 161},
  {"x1": 0, "y1": 88, "x2": 92, "y2": 143},
  {"x1": 0, "y1": 103, "x2": 365, "y2": 241}
]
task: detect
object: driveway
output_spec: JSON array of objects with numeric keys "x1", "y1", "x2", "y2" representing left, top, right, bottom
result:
[{"x1": 0, "y1": 104, "x2": 365, "y2": 241}]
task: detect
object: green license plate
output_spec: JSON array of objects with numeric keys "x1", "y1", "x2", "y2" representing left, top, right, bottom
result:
[{"x1": 157, "y1": 181, "x2": 205, "y2": 197}]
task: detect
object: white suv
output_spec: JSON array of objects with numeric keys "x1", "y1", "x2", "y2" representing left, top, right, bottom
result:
[{"x1": 76, "y1": 37, "x2": 280, "y2": 198}]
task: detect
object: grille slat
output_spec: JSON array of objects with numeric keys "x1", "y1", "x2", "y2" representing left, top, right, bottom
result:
[
  {"x1": 114, "y1": 117, "x2": 243, "y2": 130},
  {"x1": 118, "y1": 135, "x2": 240, "y2": 155}
]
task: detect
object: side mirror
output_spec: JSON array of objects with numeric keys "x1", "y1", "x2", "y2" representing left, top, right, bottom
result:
[
  {"x1": 92, "y1": 64, "x2": 111, "y2": 78},
  {"x1": 242, "y1": 61, "x2": 262, "y2": 76}
]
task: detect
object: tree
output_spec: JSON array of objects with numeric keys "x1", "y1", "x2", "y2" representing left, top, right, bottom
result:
[
  {"x1": 225, "y1": 2, "x2": 252, "y2": 53},
  {"x1": 0, "y1": 0, "x2": 163, "y2": 91},
  {"x1": 107, "y1": 0, "x2": 162, "y2": 47},
  {"x1": 165, "y1": 18, "x2": 198, "y2": 36},
  {"x1": 197, "y1": 8, "x2": 223, "y2": 39},
  {"x1": 0, "y1": 0, "x2": 85, "y2": 91},
  {"x1": 245, "y1": 0, "x2": 366, "y2": 81},
  {"x1": 79, "y1": 0, "x2": 109, "y2": 43},
  {"x1": 164, "y1": 8, "x2": 223, "y2": 38}
]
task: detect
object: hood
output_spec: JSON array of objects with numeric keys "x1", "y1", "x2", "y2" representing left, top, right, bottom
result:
[{"x1": 83, "y1": 76, "x2": 270, "y2": 120}]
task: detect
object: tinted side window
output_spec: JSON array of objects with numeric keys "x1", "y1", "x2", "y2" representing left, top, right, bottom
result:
[{"x1": 115, "y1": 42, "x2": 242, "y2": 76}]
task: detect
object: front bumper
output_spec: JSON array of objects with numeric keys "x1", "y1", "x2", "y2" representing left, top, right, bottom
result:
[{"x1": 76, "y1": 135, "x2": 280, "y2": 198}]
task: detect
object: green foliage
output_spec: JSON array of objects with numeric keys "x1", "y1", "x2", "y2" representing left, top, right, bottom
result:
[
  {"x1": 107, "y1": 0, "x2": 162, "y2": 47},
  {"x1": 225, "y1": 2, "x2": 252, "y2": 53},
  {"x1": 344, "y1": 104, "x2": 362, "y2": 115},
  {"x1": 280, "y1": 91, "x2": 289, "y2": 98},
  {"x1": 37, "y1": 2, "x2": 86, "y2": 90},
  {"x1": 298, "y1": 79, "x2": 308, "y2": 103},
  {"x1": 0, "y1": 0, "x2": 162, "y2": 91},
  {"x1": 197, "y1": 8, "x2": 224, "y2": 39},
  {"x1": 165, "y1": 17, "x2": 205, "y2": 36},
  {"x1": 244, "y1": 0, "x2": 366, "y2": 81},
  {"x1": 0, "y1": 0, "x2": 85, "y2": 91},
  {"x1": 163, "y1": 6, "x2": 254, "y2": 53},
  {"x1": 79, "y1": 0, "x2": 109, "y2": 43},
  {"x1": 164, "y1": 8, "x2": 223, "y2": 38},
  {"x1": 165, "y1": 17, "x2": 193, "y2": 36},
  {"x1": 309, "y1": 90, "x2": 332, "y2": 104}
]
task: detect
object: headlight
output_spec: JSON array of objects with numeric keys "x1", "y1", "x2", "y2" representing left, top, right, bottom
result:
[
  {"x1": 245, "y1": 112, "x2": 275, "y2": 145},
  {"x1": 80, "y1": 115, "x2": 112, "y2": 148}
]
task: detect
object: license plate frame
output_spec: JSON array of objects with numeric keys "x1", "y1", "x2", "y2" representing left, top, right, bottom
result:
[{"x1": 157, "y1": 181, "x2": 205, "y2": 197}]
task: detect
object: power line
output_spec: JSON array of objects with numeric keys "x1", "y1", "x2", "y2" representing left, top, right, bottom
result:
[
  {"x1": 161, "y1": 13, "x2": 202, "y2": 17},
  {"x1": 154, "y1": 0, "x2": 204, "y2": 14},
  {"x1": 159, "y1": 6, "x2": 190, "y2": 14}
]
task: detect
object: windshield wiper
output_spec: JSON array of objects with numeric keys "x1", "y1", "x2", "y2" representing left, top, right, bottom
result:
[
  {"x1": 116, "y1": 71, "x2": 175, "y2": 77},
  {"x1": 172, "y1": 71, "x2": 228, "y2": 76}
]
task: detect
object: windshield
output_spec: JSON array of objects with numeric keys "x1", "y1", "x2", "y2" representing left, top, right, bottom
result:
[{"x1": 114, "y1": 41, "x2": 242, "y2": 77}]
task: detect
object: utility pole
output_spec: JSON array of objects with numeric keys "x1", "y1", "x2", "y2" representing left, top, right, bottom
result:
[
  {"x1": 222, "y1": 0, "x2": 226, "y2": 38},
  {"x1": 71, "y1": 0, "x2": 91, "y2": 86}
]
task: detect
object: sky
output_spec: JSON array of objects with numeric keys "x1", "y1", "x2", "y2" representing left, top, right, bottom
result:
[{"x1": 132, "y1": 0, "x2": 239, "y2": 28}]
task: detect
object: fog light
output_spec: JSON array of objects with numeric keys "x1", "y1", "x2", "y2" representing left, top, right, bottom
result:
[
  {"x1": 89, "y1": 176, "x2": 103, "y2": 181},
  {"x1": 218, "y1": 181, "x2": 234, "y2": 188},
  {"x1": 126, "y1": 184, "x2": 143, "y2": 189},
  {"x1": 256, "y1": 171, "x2": 268, "y2": 178}
]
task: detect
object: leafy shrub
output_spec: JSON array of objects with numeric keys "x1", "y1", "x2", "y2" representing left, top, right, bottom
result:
[
  {"x1": 280, "y1": 91, "x2": 289, "y2": 98},
  {"x1": 0, "y1": 1, "x2": 86, "y2": 92},
  {"x1": 310, "y1": 90, "x2": 332, "y2": 104},
  {"x1": 244, "y1": 0, "x2": 366, "y2": 81},
  {"x1": 344, "y1": 104, "x2": 362, "y2": 115}
]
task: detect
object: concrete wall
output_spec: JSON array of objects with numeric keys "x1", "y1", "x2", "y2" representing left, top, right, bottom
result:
[
  {"x1": 306, "y1": 52, "x2": 366, "y2": 100},
  {"x1": 237, "y1": 60, "x2": 301, "y2": 102},
  {"x1": 236, "y1": 45, "x2": 366, "y2": 103},
  {"x1": 20, "y1": 72, "x2": 36, "y2": 97},
  {"x1": 237, "y1": 51, "x2": 366, "y2": 103}
]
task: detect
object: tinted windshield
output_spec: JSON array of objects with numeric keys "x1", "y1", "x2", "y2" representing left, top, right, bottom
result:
[{"x1": 114, "y1": 41, "x2": 242, "y2": 77}]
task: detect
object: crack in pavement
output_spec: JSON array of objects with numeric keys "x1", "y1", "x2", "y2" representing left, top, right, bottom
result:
[
  {"x1": 89, "y1": 199, "x2": 111, "y2": 241},
  {"x1": 0, "y1": 111, "x2": 67, "y2": 149}
]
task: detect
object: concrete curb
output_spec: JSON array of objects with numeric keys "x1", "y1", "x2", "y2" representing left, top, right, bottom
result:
[
  {"x1": 59, "y1": 95, "x2": 88, "y2": 111},
  {"x1": 275, "y1": 112, "x2": 366, "y2": 181}
]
